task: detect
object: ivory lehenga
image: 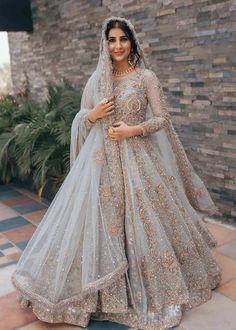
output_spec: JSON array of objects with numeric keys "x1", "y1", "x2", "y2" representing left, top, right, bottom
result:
[{"x1": 11, "y1": 17, "x2": 222, "y2": 330}]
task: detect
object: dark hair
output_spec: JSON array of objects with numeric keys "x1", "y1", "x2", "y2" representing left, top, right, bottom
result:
[{"x1": 105, "y1": 19, "x2": 141, "y2": 67}]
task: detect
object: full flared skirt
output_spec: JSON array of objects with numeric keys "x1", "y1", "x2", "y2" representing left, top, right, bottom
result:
[{"x1": 11, "y1": 129, "x2": 222, "y2": 330}]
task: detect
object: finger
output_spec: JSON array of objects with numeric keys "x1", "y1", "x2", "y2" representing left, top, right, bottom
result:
[
  {"x1": 109, "y1": 132, "x2": 118, "y2": 138},
  {"x1": 113, "y1": 121, "x2": 123, "y2": 125},
  {"x1": 108, "y1": 128, "x2": 115, "y2": 135},
  {"x1": 112, "y1": 122, "x2": 121, "y2": 127},
  {"x1": 105, "y1": 110, "x2": 114, "y2": 116},
  {"x1": 104, "y1": 101, "x2": 115, "y2": 109},
  {"x1": 108, "y1": 131, "x2": 116, "y2": 137},
  {"x1": 105, "y1": 105, "x2": 115, "y2": 112},
  {"x1": 107, "y1": 95, "x2": 115, "y2": 101}
]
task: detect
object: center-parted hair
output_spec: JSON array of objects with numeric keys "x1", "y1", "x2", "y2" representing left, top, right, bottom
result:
[{"x1": 105, "y1": 19, "x2": 141, "y2": 67}]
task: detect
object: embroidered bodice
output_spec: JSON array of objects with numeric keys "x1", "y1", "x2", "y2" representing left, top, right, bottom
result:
[
  {"x1": 83, "y1": 68, "x2": 171, "y2": 137},
  {"x1": 112, "y1": 69, "x2": 148, "y2": 126}
]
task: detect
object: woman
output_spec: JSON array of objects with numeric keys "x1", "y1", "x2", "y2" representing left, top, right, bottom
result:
[{"x1": 12, "y1": 16, "x2": 222, "y2": 330}]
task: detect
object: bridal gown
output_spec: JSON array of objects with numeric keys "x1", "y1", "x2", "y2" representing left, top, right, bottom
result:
[{"x1": 11, "y1": 67, "x2": 222, "y2": 330}]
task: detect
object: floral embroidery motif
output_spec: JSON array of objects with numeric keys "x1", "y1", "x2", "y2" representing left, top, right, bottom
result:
[
  {"x1": 108, "y1": 223, "x2": 117, "y2": 237},
  {"x1": 99, "y1": 185, "x2": 112, "y2": 198},
  {"x1": 156, "y1": 183, "x2": 163, "y2": 192},
  {"x1": 93, "y1": 149, "x2": 106, "y2": 164},
  {"x1": 163, "y1": 253, "x2": 179, "y2": 274}
]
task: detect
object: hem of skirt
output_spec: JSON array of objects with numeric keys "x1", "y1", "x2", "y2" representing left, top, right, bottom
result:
[
  {"x1": 11, "y1": 260, "x2": 128, "y2": 326},
  {"x1": 91, "y1": 316, "x2": 181, "y2": 330},
  {"x1": 90, "y1": 271, "x2": 222, "y2": 330},
  {"x1": 12, "y1": 268, "x2": 222, "y2": 330},
  {"x1": 196, "y1": 205, "x2": 219, "y2": 217},
  {"x1": 90, "y1": 308, "x2": 182, "y2": 330}
]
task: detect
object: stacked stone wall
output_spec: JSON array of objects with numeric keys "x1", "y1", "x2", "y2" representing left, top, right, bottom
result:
[{"x1": 8, "y1": 0, "x2": 236, "y2": 223}]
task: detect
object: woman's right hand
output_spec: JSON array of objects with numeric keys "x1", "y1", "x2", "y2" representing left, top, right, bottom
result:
[{"x1": 87, "y1": 95, "x2": 115, "y2": 123}]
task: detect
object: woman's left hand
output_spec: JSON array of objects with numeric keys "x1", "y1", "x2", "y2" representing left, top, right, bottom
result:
[{"x1": 108, "y1": 121, "x2": 133, "y2": 141}]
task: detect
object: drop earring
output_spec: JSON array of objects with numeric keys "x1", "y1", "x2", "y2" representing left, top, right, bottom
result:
[
  {"x1": 128, "y1": 55, "x2": 132, "y2": 66},
  {"x1": 128, "y1": 51, "x2": 134, "y2": 66}
]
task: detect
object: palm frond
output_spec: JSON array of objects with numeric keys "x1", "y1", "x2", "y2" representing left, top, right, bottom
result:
[{"x1": 0, "y1": 80, "x2": 82, "y2": 194}]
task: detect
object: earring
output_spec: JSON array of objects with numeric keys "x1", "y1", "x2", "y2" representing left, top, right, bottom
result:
[
  {"x1": 128, "y1": 50, "x2": 135, "y2": 66},
  {"x1": 128, "y1": 54, "x2": 133, "y2": 66}
]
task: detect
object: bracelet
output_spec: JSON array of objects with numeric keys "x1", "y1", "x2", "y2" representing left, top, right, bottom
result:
[
  {"x1": 88, "y1": 117, "x2": 95, "y2": 124},
  {"x1": 137, "y1": 125, "x2": 146, "y2": 137},
  {"x1": 84, "y1": 114, "x2": 96, "y2": 129}
]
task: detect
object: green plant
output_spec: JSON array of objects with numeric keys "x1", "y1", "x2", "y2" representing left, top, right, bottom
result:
[{"x1": 0, "y1": 80, "x2": 81, "y2": 195}]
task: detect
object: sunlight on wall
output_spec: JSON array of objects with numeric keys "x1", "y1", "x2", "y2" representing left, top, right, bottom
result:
[
  {"x1": 0, "y1": 32, "x2": 10, "y2": 66},
  {"x1": 0, "y1": 32, "x2": 12, "y2": 94}
]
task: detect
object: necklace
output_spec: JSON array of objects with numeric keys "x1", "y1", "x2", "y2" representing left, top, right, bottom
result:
[{"x1": 112, "y1": 65, "x2": 135, "y2": 76}]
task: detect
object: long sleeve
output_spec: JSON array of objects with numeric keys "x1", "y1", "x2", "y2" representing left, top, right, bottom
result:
[
  {"x1": 80, "y1": 78, "x2": 96, "y2": 131},
  {"x1": 139, "y1": 69, "x2": 171, "y2": 136}
]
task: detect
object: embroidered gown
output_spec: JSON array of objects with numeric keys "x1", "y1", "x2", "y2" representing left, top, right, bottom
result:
[{"x1": 11, "y1": 67, "x2": 222, "y2": 330}]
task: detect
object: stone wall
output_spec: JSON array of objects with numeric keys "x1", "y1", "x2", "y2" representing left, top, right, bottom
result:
[{"x1": 8, "y1": 0, "x2": 236, "y2": 223}]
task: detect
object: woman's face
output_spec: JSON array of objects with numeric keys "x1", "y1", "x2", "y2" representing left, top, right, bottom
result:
[{"x1": 107, "y1": 27, "x2": 132, "y2": 64}]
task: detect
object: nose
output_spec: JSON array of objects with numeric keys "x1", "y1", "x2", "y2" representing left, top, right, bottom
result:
[{"x1": 115, "y1": 40, "x2": 122, "y2": 49}]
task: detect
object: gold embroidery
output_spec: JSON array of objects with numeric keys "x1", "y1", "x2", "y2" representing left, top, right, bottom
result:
[
  {"x1": 108, "y1": 223, "x2": 117, "y2": 237},
  {"x1": 156, "y1": 183, "x2": 163, "y2": 192},
  {"x1": 163, "y1": 253, "x2": 179, "y2": 274},
  {"x1": 93, "y1": 149, "x2": 105, "y2": 164},
  {"x1": 99, "y1": 185, "x2": 112, "y2": 198}
]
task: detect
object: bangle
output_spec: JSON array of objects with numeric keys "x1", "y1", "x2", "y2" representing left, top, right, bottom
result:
[
  {"x1": 84, "y1": 114, "x2": 96, "y2": 129},
  {"x1": 88, "y1": 117, "x2": 95, "y2": 124},
  {"x1": 137, "y1": 125, "x2": 145, "y2": 137}
]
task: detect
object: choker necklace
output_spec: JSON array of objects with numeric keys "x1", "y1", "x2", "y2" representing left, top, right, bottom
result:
[{"x1": 112, "y1": 65, "x2": 135, "y2": 76}]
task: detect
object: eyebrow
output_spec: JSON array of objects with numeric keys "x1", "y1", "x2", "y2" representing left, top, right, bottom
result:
[{"x1": 108, "y1": 35, "x2": 128, "y2": 39}]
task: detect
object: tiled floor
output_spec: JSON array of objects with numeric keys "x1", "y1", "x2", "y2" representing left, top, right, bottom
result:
[{"x1": 0, "y1": 184, "x2": 236, "y2": 330}]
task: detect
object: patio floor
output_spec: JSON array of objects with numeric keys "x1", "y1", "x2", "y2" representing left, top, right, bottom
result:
[{"x1": 0, "y1": 183, "x2": 236, "y2": 330}]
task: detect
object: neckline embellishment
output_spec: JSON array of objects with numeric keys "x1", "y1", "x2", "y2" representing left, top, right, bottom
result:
[
  {"x1": 112, "y1": 64, "x2": 135, "y2": 77},
  {"x1": 112, "y1": 67, "x2": 141, "y2": 82}
]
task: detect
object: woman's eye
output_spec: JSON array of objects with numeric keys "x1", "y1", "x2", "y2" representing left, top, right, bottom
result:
[{"x1": 108, "y1": 38, "x2": 128, "y2": 42}]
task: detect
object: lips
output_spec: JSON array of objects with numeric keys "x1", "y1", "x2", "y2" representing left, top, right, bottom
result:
[{"x1": 114, "y1": 52, "x2": 124, "y2": 55}]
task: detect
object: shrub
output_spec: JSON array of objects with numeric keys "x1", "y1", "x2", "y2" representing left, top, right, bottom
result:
[{"x1": 0, "y1": 80, "x2": 81, "y2": 196}]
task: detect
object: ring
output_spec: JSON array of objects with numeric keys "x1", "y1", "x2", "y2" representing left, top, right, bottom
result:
[{"x1": 100, "y1": 98, "x2": 108, "y2": 105}]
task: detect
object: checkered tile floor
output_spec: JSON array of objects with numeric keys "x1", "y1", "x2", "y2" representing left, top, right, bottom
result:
[
  {"x1": 0, "y1": 183, "x2": 236, "y2": 330},
  {"x1": 0, "y1": 186, "x2": 48, "y2": 269}
]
